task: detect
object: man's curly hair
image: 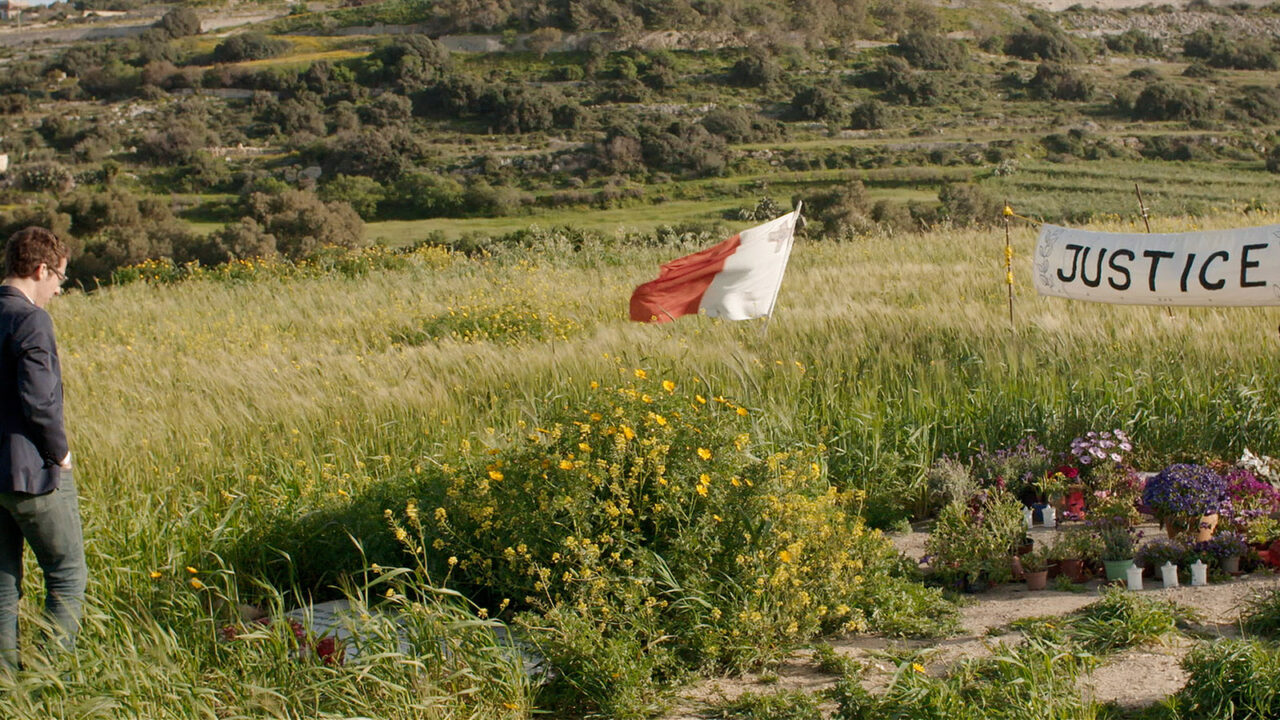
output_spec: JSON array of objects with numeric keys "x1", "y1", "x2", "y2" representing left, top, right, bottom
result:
[{"x1": 5, "y1": 227, "x2": 69, "y2": 280}]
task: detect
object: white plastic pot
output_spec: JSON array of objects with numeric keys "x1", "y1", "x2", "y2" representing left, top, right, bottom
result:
[
  {"x1": 1190, "y1": 560, "x2": 1208, "y2": 587},
  {"x1": 1161, "y1": 562, "x2": 1179, "y2": 589},
  {"x1": 1023, "y1": 507, "x2": 1034, "y2": 529},
  {"x1": 1043, "y1": 506, "x2": 1057, "y2": 529},
  {"x1": 1126, "y1": 563, "x2": 1144, "y2": 591}
]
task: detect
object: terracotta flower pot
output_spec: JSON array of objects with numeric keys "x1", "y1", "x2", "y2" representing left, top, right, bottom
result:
[
  {"x1": 1058, "y1": 558, "x2": 1086, "y2": 583},
  {"x1": 1196, "y1": 513, "x2": 1219, "y2": 542},
  {"x1": 1025, "y1": 570, "x2": 1049, "y2": 591}
]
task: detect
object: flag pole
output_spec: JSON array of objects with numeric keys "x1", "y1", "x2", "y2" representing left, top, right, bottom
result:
[
  {"x1": 1003, "y1": 200, "x2": 1015, "y2": 330},
  {"x1": 761, "y1": 201, "x2": 802, "y2": 338},
  {"x1": 1135, "y1": 184, "x2": 1174, "y2": 318}
]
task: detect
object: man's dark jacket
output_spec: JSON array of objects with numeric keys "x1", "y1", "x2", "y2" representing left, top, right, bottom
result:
[{"x1": 0, "y1": 286, "x2": 67, "y2": 494}]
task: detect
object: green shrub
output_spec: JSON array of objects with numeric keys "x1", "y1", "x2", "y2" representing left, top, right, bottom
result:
[
  {"x1": 791, "y1": 85, "x2": 846, "y2": 123},
  {"x1": 801, "y1": 182, "x2": 872, "y2": 240},
  {"x1": 701, "y1": 107, "x2": 784, "y2": 143},
  {"x1": 1005, "y1": 23, "x2": 1084, "y2": 63},
  {"x1": 849, "y1": 100, "x2": 892, "y2": 130},
  {"x1": 1268, "y1": 145, "x2": 1280, "y2": 174},
  {"x1": 937, "y1": 183, "x2": 1001, "y2": 227},
  {"x1": 728, "y1": 48, "x2": 782, "y2": 88},
  {"x1": 1232, "y1": 85, "x2": 1280, "y2": 124},
  {"x1": 319, "y1": 174, "x2": 386, "y2": 220},
  {"x1": 1105, "y1": 29, "x2": 1163, "y2": 56},
  {"x1": 1028, "y1": 62, "x2": 1093, "y2": 101},
  {"x1": 405, "y1": 373, "x2": 910, "y2": 711},
  {"x1": 1182, "y1": 26, "x2": 1232, "y2": 60},
  {"x1": 155, "y1": 6, "x2": 201, "y2": 39},
  {"x1": 15, "y1": 161, "x2": 75, "y2": 193},
  {"x1": 896, "y1": 30, "x2": 967, "y2": 70},
  {"x1": 1132, "y1": 81, "x2": 1213, "y2": 122},
  {"x1": 242, "y1": 188, "x2": 366, "y2": 259},
  {"x1": 1173, "y1": 639, "x2": 1280, "y2": 719},
  {"x1": 213, "y1": 33, "x2": 291, "y2": 63}
]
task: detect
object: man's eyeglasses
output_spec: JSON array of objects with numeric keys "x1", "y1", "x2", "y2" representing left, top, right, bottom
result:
[{"x1": 45, "y1": 264, "x2": 67, "y2": 285}]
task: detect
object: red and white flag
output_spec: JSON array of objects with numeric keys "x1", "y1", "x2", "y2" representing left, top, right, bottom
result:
[{"x1": 629, "y1": 206, "x2": 801, "y2": 323}]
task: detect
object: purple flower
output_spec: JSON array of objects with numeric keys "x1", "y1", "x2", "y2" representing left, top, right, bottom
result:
[{"x1": 1142, "y1": 464, "x2": 1228, "y2": 519}]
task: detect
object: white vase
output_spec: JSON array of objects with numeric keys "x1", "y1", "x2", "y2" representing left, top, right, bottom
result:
[
  {"x1": 1161, "y1": 562, "x2": 1179, "y2": 589},
  {"x1": 1043, "y1": 506, "x2": 1057, "y2": 528},
  {"x1": 1023, "y1": 507, "x2": 1034, "y2": 529},
  {"x1": 1190, "y1": 560, "x2": 1208, "y2": 587},
  {"x1": 1126, "y1": 564, "x2": 1144, "y2": 591}
]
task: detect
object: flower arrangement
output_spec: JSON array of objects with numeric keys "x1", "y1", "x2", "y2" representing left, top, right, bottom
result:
[
  {"x1": 1036, "y1": 467, "x2": 1074, "y2": 502},
  {"x1": 1142, "y1": 464, "x2": 1228, "y2": 522},
  {"x1": 969, "y1": 435, "x2": 1056, "y2": 501},
  {"x1": 1221, "y1": 469, "x2": 1280, "y2": 544},
  {"x1": 1094, "y1": 518, "x2": 1141, "y2": 561},
  {"x1": 1134, "y1": 538, "x2": 1186, "y2": 571},
  {"x1": 1070, "y1": 429, "x2": 1132, "y2": 467},
  {"x1": 1194, "y1": 531, "x2": 1249, "y2": 562}
]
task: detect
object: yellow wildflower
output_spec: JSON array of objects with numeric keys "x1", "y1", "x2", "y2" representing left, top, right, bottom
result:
[
  {"x1": 779, "y1": 550, "x2": 792, "y2": 563},
  {"x1": 736, "y1": 406, "x2": 749, "y2": 416},
  {"x1": 189, "y1": 578, "x2": 205, "y2": 590},
  {"x1": 662, "y1": 380, "x2": 676, "y2": 393},
  {"x1": 912, "y1": 663, "x2": 926, "y2": 674},
  {"x1": 185, "y1": 566, "x2": 199, "y2": 575},
  {"x1": 697, "y1": 485, "x2": 708, "y2": 497},
  {"x1": 489, "y1": 470, "x2": 504, "y2": 481},
  {"x1": 697, "y1": 448, "x2": 712, "y2": 460},
  {"x1": 149, "y1": 570, "x2": 163, "y2": 579},
  {"x1": 559, "y1": 459, "x2": 574, "y2": 470},
  {"x1": 634, "y1": 369, "x2": 647, "y2": 379}
]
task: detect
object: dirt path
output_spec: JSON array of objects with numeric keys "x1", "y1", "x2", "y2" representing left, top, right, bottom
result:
[{"x1": 662, "y1": 522, "x2": 1280, "y2": 719}]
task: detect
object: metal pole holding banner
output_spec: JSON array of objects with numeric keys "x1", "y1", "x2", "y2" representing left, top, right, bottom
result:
[
  {"x1": 1135, "y1": 184, "x2": 1174, "y2": 318},
  {"x1": 1003, "y1": 201, "x2": 1015, "y2": 329}
]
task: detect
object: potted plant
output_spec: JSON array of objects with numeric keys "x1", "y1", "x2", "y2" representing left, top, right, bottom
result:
[
  {"x1": 1058, "y1": 526, "x2": 1100, "y2": 582},
  {"x1": 1135, "y1": 538, "x2": 1186, "y2": 579},
  {"x1": 1097, "y1": 518, "x2": 1140, "y2": 582},
  {"x1": 1142, "y1": 464, "x2": 1228, "y2": 541},
  {"x1": 1221, "y1": 469, "x2": 1280, "y2": 545},
  {"x1": 1020, "y1": 544, "x2": 1052, "y2": 591},
  {"x1": 1197, "y1": 531, "x2": 1250, "y2": 574},
  {"x1": 925, "y1": 490, "x2": 1026, "y2": 592}
]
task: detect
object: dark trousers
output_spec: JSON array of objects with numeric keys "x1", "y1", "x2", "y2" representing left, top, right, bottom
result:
[{"x1": 0, "y1": 469, "x2": 87, "y2": 670}]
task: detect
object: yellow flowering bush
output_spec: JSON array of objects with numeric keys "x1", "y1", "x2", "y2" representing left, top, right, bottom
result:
[{"x1": 392, "y1": 371, "x2": 908, "y2": 715}]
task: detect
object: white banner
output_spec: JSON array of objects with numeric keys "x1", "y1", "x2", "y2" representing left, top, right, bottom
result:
[{"x1": 1034, "y1": 223, "x2": 1280, "y2": 306}]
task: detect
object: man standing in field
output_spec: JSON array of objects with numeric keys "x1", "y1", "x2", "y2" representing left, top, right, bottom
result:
[{"x1": 0, "y1": 227, "x2": 84, "y2": 672}]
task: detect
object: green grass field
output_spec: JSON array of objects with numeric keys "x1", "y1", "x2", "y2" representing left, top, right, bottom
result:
[{"x1": 1, "y1": 209, "x2": 1276, "y2": 716}]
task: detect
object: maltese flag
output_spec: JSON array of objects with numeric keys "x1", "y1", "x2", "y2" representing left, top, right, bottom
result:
[{"x1": 629, "y1": 206, "x2": 801, "y2": 323}]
